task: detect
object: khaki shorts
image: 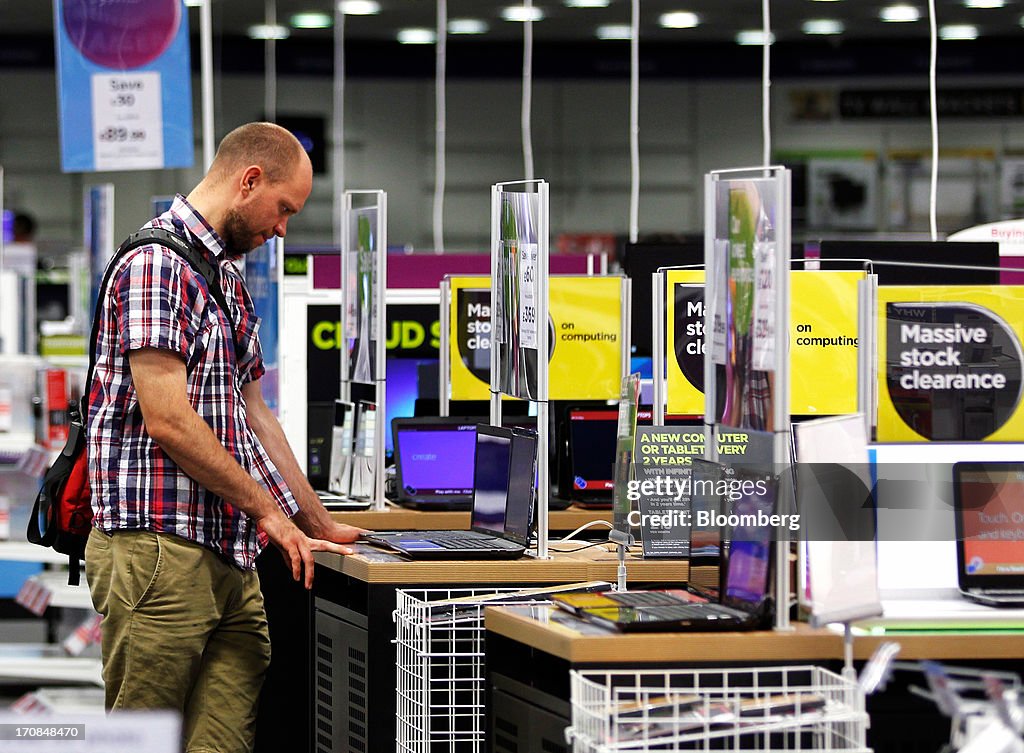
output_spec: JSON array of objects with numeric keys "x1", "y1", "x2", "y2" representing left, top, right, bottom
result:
[{"x1": 86, "y1": 528, "x2": 271, "y2": 753}]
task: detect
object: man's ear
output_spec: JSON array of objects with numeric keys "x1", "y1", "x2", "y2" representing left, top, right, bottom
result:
[{"x1": 239, "y1": 165, "x2": 262, "y2": 197}]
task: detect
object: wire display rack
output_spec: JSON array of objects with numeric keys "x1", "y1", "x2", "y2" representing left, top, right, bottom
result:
[
  {"x1": 394, "y1": 587, "x2": 553, "y2": 753},
  {"x1": 568, "y1": 665, "x2": 870, "y2": 752}
]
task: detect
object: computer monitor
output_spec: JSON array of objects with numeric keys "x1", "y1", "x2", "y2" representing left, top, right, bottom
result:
[
  {"x1": 815, "y1": 240, "x2": 1000, "y2": 284},
  {"x1": 721, "y1": 474, "x2": 776, "y2": 611},
  {"x1": 558, "y1": 403, "x2": 702, "y2": 503},
  {"x1": 391, "y1": 417, "x2": 478, "y2": 507},
  {"x1": 349, "y1": 400, "x2": 377, "y2": 500},
  {"x1": 306, "y1": 402, "x2": 334, "y2": 489},
  {"x1": 504, "y1": 429, "x2": 539, "y2": 547},
  {"x1": 621, "y1": 241, "x2": 702, "y2": 358},
  {"x1": 471, "y1": 425, "x2": 514, "y2": 536},
  {"x1": 327, "y1": 400, "x2": 355, "y2": 495}
]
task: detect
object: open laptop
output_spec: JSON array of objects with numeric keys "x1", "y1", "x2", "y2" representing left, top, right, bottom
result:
[
  {"x1": 391, "y1": 417, "x2": 479, "y2": 510},
  {"x1": 361, "y1": 425, "x2": 538, "y2": 559},
  {"x1": 313, "y1": 400, "x2": 372, "y2": 510},
  {"x1": 953, "y1": 461, "x2": 1024, "y2": 607},
  {"x1": 567, "y1": 473, "x2": 776, "y2": 632},
  {"x1": 348, "y1": 400, "x2": 377, "y2": 501}
]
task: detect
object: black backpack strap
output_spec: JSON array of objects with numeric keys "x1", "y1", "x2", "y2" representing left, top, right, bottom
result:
[
  {"x1": 84, "y1": 227, "x2": 242, "y2": 419},
  {"x1": 116, "y1": 228, "x2": 241, "y2": 359}
]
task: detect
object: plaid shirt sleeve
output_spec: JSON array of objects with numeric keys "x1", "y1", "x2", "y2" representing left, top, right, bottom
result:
[{"x1": 114, "y1": 246, "x2": 204, "y2": 360}]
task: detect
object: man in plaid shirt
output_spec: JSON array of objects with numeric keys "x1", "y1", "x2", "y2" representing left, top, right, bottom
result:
[{"x1": 84, "y1": 122, "x2": 362, "y2": 753}]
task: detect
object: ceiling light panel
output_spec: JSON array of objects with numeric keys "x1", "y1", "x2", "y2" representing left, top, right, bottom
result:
[
  {"x1": 736, "y1": 30, "x2": 775, "y2": 45},
  {"x1": 596, "y1": 24, "x2": 632, "y2": 40},
  {"x1": 879, "y1": 4, "x2": 921, "y2": 22},
  {"x1": 448, "y1": 19, "x2": 489, "y2": 34},
  {"x1": 802, "y1": 18, "x2": 844, "y2": 34},
  {"x1": 248, "y1": 24, "x2": 289, "y2": 40},
  {"x1": 566, "y1": 0, "x2": 610, "y2": 6},
  {"x1": 659, "y1": 11, "x2": 700, "y2": 29},
  {"x1": 502, "y1": 5, "x2": 545, "y2": 22},
  {"x1": 338, "y1": 1, "x2": 381, "y2": 15},
  {"x1": 939, "y1": 23, "x2": 979, "y2": 39},
  {"x1": 397, "y1": 27, "x2": 436, "y2": 44},
  {"x1": 964, "y1": 0, "x2": 1004, "y2": 7},
  {"x1": 290, "y1": 12, "x2": 332, "y2": 29}
]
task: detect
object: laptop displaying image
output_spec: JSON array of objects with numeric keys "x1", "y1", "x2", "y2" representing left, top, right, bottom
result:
[
  {"x1": 361, "y1": 425, "x2": 538, "y2": 559},
  {"x1": 560, "y1": 406, "x2": 701, "y2": 509},
  {"x1": 567, "y1": 474, "x2": 776, "y2": 632},
  {"x1": 953, "y1": 461, "x2": 1024, "y2": 607},
  {"x1": 391, "y1": 417, "x2": 480, "y2": 509}
]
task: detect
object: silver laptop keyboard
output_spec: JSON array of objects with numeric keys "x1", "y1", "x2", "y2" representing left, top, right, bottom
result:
[{"x1": 426, "y1": 535, "x2": 520, "y2": 550}]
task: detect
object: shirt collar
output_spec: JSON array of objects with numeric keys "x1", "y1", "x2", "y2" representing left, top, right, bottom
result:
[{"x1": 168, "y1": 194, "x2": 227, "y2": 261}]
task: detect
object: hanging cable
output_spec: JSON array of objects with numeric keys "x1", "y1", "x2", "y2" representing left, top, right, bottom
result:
[
  {"x1": 200, "y1": 0, "x2": 215, "y2": 170},
  {"x1": 433, "y1": 0, "x2": 447, "y2": 253},
  {"x1": 264, "y1": 0, "x2": 276, "y2": 123},
  {"x1": 628, "y1": 0, "x2": 640, "y2": 244},
  {"x1": 333, "y1": 4, "x2": 346, "y2": 250},
  {"x1": 928, "y1": 0, "x2": 939, "y2": 240},
  {"x1": 522, "y1": 0, "x2": 535, "y2": 181},
  {"x1": 762, "y1": 0, "x2": 771, "y2": 167}
]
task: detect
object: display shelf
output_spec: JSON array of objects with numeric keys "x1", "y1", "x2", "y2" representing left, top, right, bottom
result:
[
  {"x1": 329, "y1": 503, "x2": 613, "y2": 532},
  {"x1": 13, "y1": 686, "x2": 105, "y2": 713},
  {"x1": 20, "y1": 571, "x2": 93, "y2": 610},
  {"x1": 314, "y1": 546, "x2": 689, "y2": 585},
  {"x1": 485, "y1": 604, "x2": 1024, "y2": 663},
  {"x1": 0, "y1": 542, "x2": 70, "y2": 565},
  {"x1": 0, "y1": 644, "x2": 102, "y2": 686}
]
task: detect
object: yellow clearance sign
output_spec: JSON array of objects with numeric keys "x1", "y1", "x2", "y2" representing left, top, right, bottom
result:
[
  {"x1": 876, "y1": 286, "x2": 1024, "y2": 442},
  {"x1": 448, "y1": 275, "x2": 624, "y2": 401},
  {"x1": 666, "y1": 269, "x2": 862, "y2": 416}
]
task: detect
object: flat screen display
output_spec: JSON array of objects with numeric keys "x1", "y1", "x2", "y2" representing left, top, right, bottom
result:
[
  {"x1": 395, "y1": 423, "x2": 477, "y2": 497},
  {"x1": 471, "y1": 428, "x2": 512, "y2": 535},
  {"x1": 723, "y1": 478, "x2": 776, "y2": 608},
  {"x1": 504, "y1": 430, "x2": 538, "y2": 545},
  {"x1": 956, "y1": 463, "x2": 1024, "y2": 581}
]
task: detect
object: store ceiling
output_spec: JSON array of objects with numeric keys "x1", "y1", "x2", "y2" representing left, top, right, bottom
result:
[{"x1": 1, "y1": 0, "x2": 1022, "y2": 45}]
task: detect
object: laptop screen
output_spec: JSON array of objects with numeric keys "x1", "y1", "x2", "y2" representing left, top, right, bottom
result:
[
  {"x1": 567, "y1": 409, "x2": 618, "y2": 496},
  {"x1": 504, "y1": 430, "x2": 539, "y2": 546},
  {"x1": 722, "y1": 476, "x2": 776, "y2": 610},
  {"x1": 566, "y1": 407, "x2": 701, "y2": 499},
  {"x1": 955, "y1": 462, "x2": 1024, "y2": 589},
  {"x1": 471, "y1": 426, "x2": 513, "y2": 536},
  {"x1": 393, "y1": 420, "x2": 477, "y2": 499}
]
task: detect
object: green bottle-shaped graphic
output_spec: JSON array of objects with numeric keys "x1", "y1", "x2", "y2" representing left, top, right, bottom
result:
[
  {"x1": 723, "y1": 185, "x2": 758, "y2": 427},
  {"x1": 729, "y1": 187, "x2": 756, "y2": 338}
]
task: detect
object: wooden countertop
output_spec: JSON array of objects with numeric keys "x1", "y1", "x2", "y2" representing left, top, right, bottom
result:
[
  {"x1": 329, "y1": 504, "x2": 612, "y2": 532},
  {"x1": 485, "y1": 605, "x2": 1024, "y2": 663},
  {"x1": 315, "y1": 544, "x2": 692, "y2": 585}
]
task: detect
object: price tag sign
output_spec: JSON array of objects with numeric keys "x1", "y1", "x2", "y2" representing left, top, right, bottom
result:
[
  {"x1": 90, "y1": 73, "x2": 164, "y2": 170},
  {"x1": 518, "y1": 243, "x2": 538, "y2": 350},
  {"x1": 751, "y1": 241, "x2": 777, "y2": 371}
]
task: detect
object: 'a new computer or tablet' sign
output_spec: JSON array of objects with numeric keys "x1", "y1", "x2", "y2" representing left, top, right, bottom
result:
[{"x1": 877, "y1": 287, "x2": 1024, "y2": 441}]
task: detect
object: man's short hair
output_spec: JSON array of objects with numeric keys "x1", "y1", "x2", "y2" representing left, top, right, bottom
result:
[{"x1": 210, "y1": 122, "x2": 304, "y2": 184}]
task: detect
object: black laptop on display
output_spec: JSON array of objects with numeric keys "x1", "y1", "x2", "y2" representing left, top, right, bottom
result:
[
  {"x1": 361, "y1": 425, "x2": 538, "y2": 559},
  {"x1": 390, "y1": 417, "x2": 480, "y2": 510},
  {"x1": 559, "y1": 473, "x2": 776, "y2": 632},
  {"x1": 953, "y1": 461, "x2": 1024, "y2": 607}
]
